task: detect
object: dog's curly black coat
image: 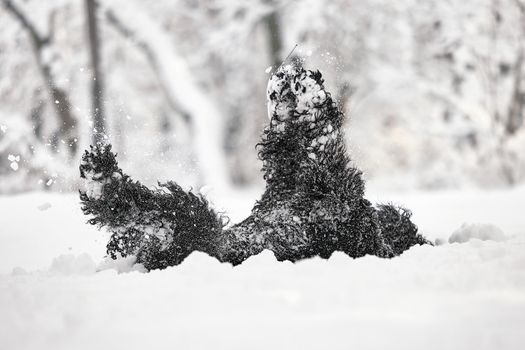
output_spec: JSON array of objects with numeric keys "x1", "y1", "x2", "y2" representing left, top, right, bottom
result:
[{"x1": 80, "y1": 65, "x2": 430, "y2": 270}]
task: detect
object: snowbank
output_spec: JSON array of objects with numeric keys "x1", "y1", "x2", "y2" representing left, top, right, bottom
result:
[
  {"x1": 1, "y1": 240, "x2": 525, "y2": 350},
  {"x1": 0, "y1": 188, "x2": 524, "y2": 349}
]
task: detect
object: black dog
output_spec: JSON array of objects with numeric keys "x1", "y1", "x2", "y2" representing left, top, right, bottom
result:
[{"x1": 80, "y1": 65, "x2": 429, "y2": 270}]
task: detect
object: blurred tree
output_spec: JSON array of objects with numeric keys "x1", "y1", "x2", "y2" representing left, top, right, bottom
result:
[
  {"x1": 100, "y1": 0, "x2": 232, "y2": 190},
  {"x1": 29, "y1": 89, "x2": 45, "y2": 140},
  {"x1": 85, "y1": 0, "x2": 106, "y2": 145},
  {"x1": 263, "y1": 4, "x2": 283, "y2": 69},
  {"x1": 105, "y1": 11, "x2": 192, "y2": 128},
  {"x1": 2, "y1": 0, "x2": 79, "y2": 156},
  {"x1": 507, "y1": 0, "x2": 525, "y2": 136},
  {"x1": 1, "y1": 0, "x2": 524, "y2": 192},
  {"x1": 409, "y1": 0, "x2": 525, "y2": 185}
]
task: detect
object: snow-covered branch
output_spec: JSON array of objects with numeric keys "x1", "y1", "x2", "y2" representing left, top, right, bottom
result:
[
  {"x1": 105, "y1": 11, "x2": 191, "y2": 126},
  {"x1": 101, "y1": 0, "x2": 232, "y2": 191}
]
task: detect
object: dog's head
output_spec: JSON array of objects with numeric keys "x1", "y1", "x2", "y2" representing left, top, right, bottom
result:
[
  {"x1": 259, "y1": 65, "x2": 347, "y2": 191},
  {"x1": 266, "y1": 65, "x2": 330, "y2": 128},
  {"x1": 264, "y1": 65, "x2": 343, "y2": 158}
]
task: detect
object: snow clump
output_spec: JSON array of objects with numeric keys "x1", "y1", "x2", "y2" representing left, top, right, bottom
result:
[
  {"x1": 49, "y1": 253, "x2": 97, "y2": 275},
  {"x1": 448, "y1": 223, "x2": 507, "y2": 243}
]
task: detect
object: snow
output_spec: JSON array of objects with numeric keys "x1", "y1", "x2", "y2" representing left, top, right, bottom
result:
[
  {"x1": 8, "y1": 154, "x2": 20, "y2": 171},
  {"x1": 79, "y1": 171, "x2": 108, "y2": 200},
  {"x1": 49, "y1": 253, "x2": 97, "y2": 275},
  {"x1": 37, "y1": 202, "x2": 52, "y2": 211},
  {"x1": 7, "y1": 154, "x2": 19, "y2": 162},
  {"x1": 449, "y1": 223, "x2": 507, "y2": 244},
  {"x1": 293, "y1": 72, "x2": 327, "y2": 114},
  {"x1": 1, "y1": 187, "x2": 525, "y2": 349}
]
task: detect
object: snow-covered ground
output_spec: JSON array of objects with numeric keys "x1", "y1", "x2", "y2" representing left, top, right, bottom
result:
[{"x1": 1, "y1": 187, "x2": 524, "y2": 350}]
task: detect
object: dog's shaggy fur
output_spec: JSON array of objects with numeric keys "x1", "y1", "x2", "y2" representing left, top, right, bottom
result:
[{"x1": 80, "y1": 65, "x2": 430, "y2": 270}]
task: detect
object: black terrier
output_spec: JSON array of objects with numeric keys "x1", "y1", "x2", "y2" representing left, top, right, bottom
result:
[{"x1": 79, "y1": 64, "x2": 429, "y2": 270}]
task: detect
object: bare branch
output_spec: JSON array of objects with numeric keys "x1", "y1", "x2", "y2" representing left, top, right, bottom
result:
[
  {"x1": 2, "y1": 0, "x2": 44, "y2": 47},
  {"x1": 106, "y1": 9, "x2": 191, "y2": 124},
  {"x1": 45, "y1": 8, "x2": 58, "y2": 45}
]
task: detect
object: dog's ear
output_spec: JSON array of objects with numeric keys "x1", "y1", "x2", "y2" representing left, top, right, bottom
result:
[
  {"x1": 309, "y1": 70, "x2": 324, "y2": 86},
  {"x1": 266, "y1": 65, "x2": 298, "y2": 122}
]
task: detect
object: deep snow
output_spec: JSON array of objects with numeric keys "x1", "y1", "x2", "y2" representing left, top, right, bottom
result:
[{"x1": 1, "y1": 187, "x2": 524, "y2": 349}]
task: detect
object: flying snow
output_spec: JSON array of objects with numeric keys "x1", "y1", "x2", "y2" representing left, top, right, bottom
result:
[{"x1": 7, "y1": 154, "x2": 20, "y2": 171}]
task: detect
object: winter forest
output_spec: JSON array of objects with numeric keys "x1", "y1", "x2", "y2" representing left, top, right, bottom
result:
[
  {"x1": 1, "y1": 0, "x2": 525, "y2": 349},
  {"x1": 1, "y1": 0, "x2": 525, "y2": 191}
]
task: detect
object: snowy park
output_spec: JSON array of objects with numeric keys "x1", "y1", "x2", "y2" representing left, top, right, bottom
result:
[{"x1": 1, "y1": 0, "x2": 525, "y2": 349}]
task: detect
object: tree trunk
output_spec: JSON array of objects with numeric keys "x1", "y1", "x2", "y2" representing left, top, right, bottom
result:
[
  {"x1": 86, "y1": 0, "x2": 106, "y2": 145},
  {"x1": 264, "y1": 10, "x2": 283, "y2": 69}
]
